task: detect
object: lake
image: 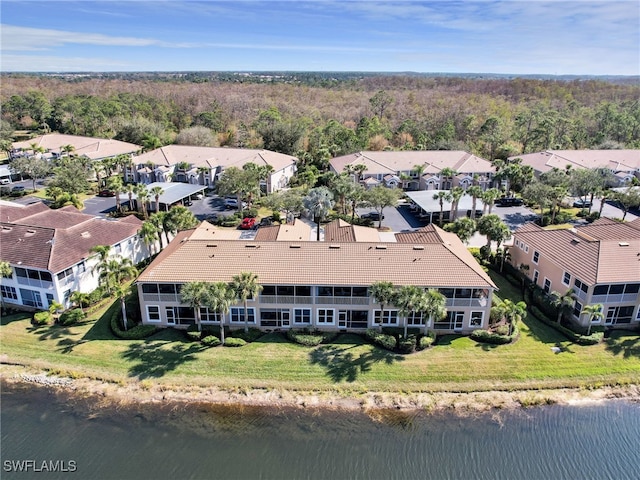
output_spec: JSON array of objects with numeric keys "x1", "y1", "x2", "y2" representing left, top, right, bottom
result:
[{"x1": 1, "y1": 381, "x2": 638, "y2": 480}]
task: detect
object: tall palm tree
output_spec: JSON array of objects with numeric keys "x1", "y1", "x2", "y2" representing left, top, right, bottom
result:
[
  {"x1": 124, "y1": 183, "x2": 137, "y2": 212},
  {"x1": 481, "y1": 188, "x2": 502, "y2": 214},
  {"x1": 496, "y1": 299, "x2": 527, "y2": 335},
  {"x1": 206, "y1": 282, "x2": 235, "y2": 345},
  {"x1": 467, "y1": 185, "x2": 484, "y2": 220},
  {"x1": 107, "y1": 176, "x2": 124, "y2": 213},
  {"x1": 395, "y1": 285, "x2": 426, "y2": 339},
  {"x1": 134, "y1": 183, "x2": 150, "y2": 219},
  {"x1": 449, "y1": 186, "x2": 465, "y2": 221},
  {"x1": 180, "y1": 281, "x2": 210, "y2": 332},
  {"x1": 231, "y1": 272, "x2": 263, "y2": 333},
  {"x1": 582, "y1": 303, "x2": 604, "y2": 336},
  {"x1": 433, "y1": 191, "x2": 452, "y2": 227},
  {"x1": 439, "y1": 167, "x2": 458, "y2": 190},
  {"x1": 139, "y1": 220, "x2": 160, "y2": 255},
  {"x1": 90, "y1": 245, "x2": 112, "y2": 276},
  {"x1": 423, "y1": 288, "x2": 447, "y2": 334},
  {"x1": 114, "y1": 283, "x2": 132, "y2": 331},
  {"x1": 303, "y1": 187, "x2": 334, "y2": 241},
  {"x1": 370, "y1": 281, "x2": 395, "y2": 330},
  {"x1": 69, "y1": 291, "x2": 90, "y2": 313},
  {"x1": 149, "y1": 185, "x2": 164, "y2": 213}
]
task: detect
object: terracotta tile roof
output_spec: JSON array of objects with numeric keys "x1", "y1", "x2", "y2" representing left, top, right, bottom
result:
[
  {"x1": 253, "y1": 225, "x2": 279, "y2": 241},
  {"x1": 395, "y1": 225, "x2": 443, "y2": 244},
  {"x1": 0, "y1": 207, "x2": 142, "y2": 274},
  {"x1": 12, "y1": 134, "x2": 140, "y2": 160},
  {"x1": 0, "y1": 201, "x2": 50, "y2": 222},
  {"x1": 323, "y1": 219, "x2": 381, "y2": 243},
  {"x1": 577, "y1": 217, "x2": 640, "y2": 240},
  {"x1": 189, "y1": 221, "x2": 243, "y2": 240},
  {"x1": 511, "y1": 149, "x2": 640, "y2": 174},
  {"x1": 513, "y1": 221, "x2": 640, "y2": 284},
  {"x1": 138, "y1": 224, "x2": 496, "y2": 289},
  {"x1": 253, "y1": 220, "x2": 311, "y2": 241},
  {"x1": 133, "y1": 145, "x2": 297, "y2": 172}
]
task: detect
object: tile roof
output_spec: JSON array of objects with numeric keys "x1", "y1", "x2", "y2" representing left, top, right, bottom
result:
[
  {"x1": 0, "y1": 205, "x2": 142, "y2": 274},
  {"x1": 12, "y1": 134, "x2": 140, "y2": 160},
  {"x1": 511, "y1": 149, "x2": 640, "y2": 174},
  {"x1": 132, "y1": 145, "x2": 297, "y2": 172},
  {"x1": 512, "y1": 221, "x2": 640, "y2": 284},
  {"x1": 138, "y1": 221, "x2": 495, "y2": 289},
  {"x1": 395, "y1": 225, "x2": 443, "y2": 244},
  {"x1": 330, "y1": 151, "x2": 494, "y2": 176},
  {"x1": 323, "y1": 219, "x2": 381, "y2": 243}
]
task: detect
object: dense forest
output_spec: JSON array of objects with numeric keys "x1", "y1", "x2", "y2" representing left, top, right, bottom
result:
[{"x1": 2, "y1": 73, "x2": 639, "y2": 168}]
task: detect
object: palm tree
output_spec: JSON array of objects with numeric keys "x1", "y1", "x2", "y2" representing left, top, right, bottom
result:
[
  {"x1": 107, "y1": 176, "x2": 123, "y2": 213},
  {"x1": 69, "y1": 291, "x2": 90, "y2": 313},
  {"x1": 550, "y1": 289, "x2": 575, "y2": 324},
  {"x1": 422, "y1": 288, "x2": 447, "y2": 334},
  {"x1": 303, "y1": 187, "x2": 334, "y2": 241},
  {"x1": 180, "y1": 281, "x2": 210, "y2": 332},
  {"x1": 481, "y1": 188, "x2": 502, "y2": 214},
  {"x1": 206, "y1": 282, "x2": 235, "y2": 345},
  {"x1": 439, "y1": 167, "x2": 458, "y2": 190},
  {"x1": 60, "y1": 144, "x2": 75, "y2": 157},
  {"x1": 370, "y1": 281, "x2": 395, "y2": 330},
  {"x1": 0, "y1": 261, "x2": 12, "y2": 278},
  {"x1": 496, "y1": 299, "x2": 527, "y2": 335},
  {"x1": 149, "y1": 185, "x2": 164, "y2": 213},
  {"x1": 433, "y1": 191, "x2": 452, "y2": 227},
  {"x1": 90, "y1": 245, "x2": 112, "y2": 276},
  {"x1": 231, "y1": 272, "x2": 263, "y2": 333},
  {"x1": 134, "y1": 183, "x2": 150, "y2": 219},
  {"x1": 124, "y1": 183, "x2": 137, "y2": 212},
  {"x1": 98, "y1": 257, "x2": 137, "y2": 295},
  {"x1": 467, "y1": 185, "x2": 484, "y2": 219},
  {"x1": 582, "y1": 304, "x2": 604, "y2": 336},
  {"x1": 395, "y1": 285, "x2": 426, "y2": 339},
  {"x1": 139, "y1": 220, "x2": 160, "y2": 255},
  {"x1": 449, "y1": 186, "x2": 465, "y2": 221},
  {"x1": 114, "y1": 283, "x2": 132, "y2": 330}
]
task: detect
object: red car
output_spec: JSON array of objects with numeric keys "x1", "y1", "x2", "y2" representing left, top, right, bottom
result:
[
  {"x1": 98, "y1": 189, "x2": 115, "y2": 197},
  {"x1": 238, "y1": 217, "x2": 256, "y2": 230}
]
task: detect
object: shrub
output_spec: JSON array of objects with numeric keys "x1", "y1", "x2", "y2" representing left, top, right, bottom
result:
[
  {"x1": 33, "y1": 311, "x2": 53, "y2": 326},
  {"x1": 529, "y1": 306, "x2": 604, "y2": 345},
  {"x1": 365, "y1": 328, "x2": 397, "y2": 351},
  {"x1": 223, "y1": 337, "x2": 246, "y2": 347},
  {"x1": 109, "y1": 309, "x2": 157, "y2": 339},
  {"x1": 470, "y1": 325, "x2": 519, "y2": 345},
  {"x1": 185, "y1": 324, "x2": 202, "y2": 342},
  {"x1": 202, "y1": 335, "x2": 221, "y2": 347},
  {"x1": 397, "y1": 334, "x2": 417, "y2": 354},
  {"x1": 59, "y1": 308, "x2": 86, "y2": 326},
  {"x1": 232, "y1": 327, "x2": 264, "y2": 343},
  {"x1": 286, "y1": 328, "x2": 338, "y2": 347},
  {"x1": 418, "y1": 332, "x2": 436, "y2": 350}
]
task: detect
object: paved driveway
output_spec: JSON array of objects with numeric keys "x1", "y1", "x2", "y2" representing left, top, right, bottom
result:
[{"x1": 356, "y1": 205, "x2": 413, "y2": 232}]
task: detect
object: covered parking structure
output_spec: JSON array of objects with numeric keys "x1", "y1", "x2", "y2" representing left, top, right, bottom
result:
[
  {"x1": 405, "y1": 190, "x2": 485, "y2": 223},
  {"x1": 129, "y1": 182, "x2": 206, "y2": 212}
]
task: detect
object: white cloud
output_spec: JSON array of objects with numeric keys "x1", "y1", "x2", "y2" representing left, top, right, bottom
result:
[{"x1": 1, "y1": 54, "x2": 139, "y2": 71}]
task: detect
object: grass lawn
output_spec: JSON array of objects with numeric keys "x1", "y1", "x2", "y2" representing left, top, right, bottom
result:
[{"x1": 2, "y1": 289, "x2": 639, "y2": 395}]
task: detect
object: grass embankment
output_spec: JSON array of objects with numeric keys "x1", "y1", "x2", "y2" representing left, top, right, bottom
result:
[{"x1": 2, "y1": 284, "x2": 639, "y2": 398}]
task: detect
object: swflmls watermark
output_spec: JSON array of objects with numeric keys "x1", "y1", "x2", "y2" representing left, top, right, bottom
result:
[{"x1": 3, "y1": 460, "x2": 77, "y2": 473}]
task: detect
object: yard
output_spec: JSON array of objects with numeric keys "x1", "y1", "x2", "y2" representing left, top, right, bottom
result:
[{"x1": 1, "y1": 281, "x2": 639, "y2": 395}]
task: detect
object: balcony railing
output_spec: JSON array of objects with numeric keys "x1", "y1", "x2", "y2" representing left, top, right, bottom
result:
[
  {"x1": 17, "y1": 278, "x2": 54, "y2": 290},
  {"x1": 591, "y1": 293, "x2": 638, "y2": 304},
  {"x1": 445, "y1": 297, "x2": 488, "y2": 308},
  {"x1": 260, "y1": 295, "x2": 313, "y2": 304},
  {"x1": 315, "y1": 296, "x2": 369, "y2": 305}
]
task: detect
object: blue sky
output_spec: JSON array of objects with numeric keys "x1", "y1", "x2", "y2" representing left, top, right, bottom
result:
[{"x1": 1, "y1": 0, "x2": 639, "y2": 75}]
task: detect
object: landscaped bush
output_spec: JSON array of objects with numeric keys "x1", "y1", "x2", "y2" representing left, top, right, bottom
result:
[
  {"x1": 232, "y1": 327, "x2": 264, "y2": 343},
  {"x1": 109, "y1": 308, "x2": 158, "y2": 339},
  {"x1": 223, "y1": 337, "x2": 246, "y2": 347},
  {"x1": 365, "y1": 328, "x2": 397, "y2": 351},
  {"x1": 185, "y1": 324, "x2": 202, "y2": 342},
  {"x1": 33, "y1": 311, "x2": 53, "y2": 326},
  {"x1": 418, "y1": 332, "x2": 436, "y2": 350},
  {"x1": 202, "y1": 335, "x2": 221, "y2": 347},
  {"x1": 397, "y1": 334, "x2": 417, "y2": 354},
  {"x1": 530, "y1": 306, "x2": 604, "y2": 345},
  {"x1": 59, "y1": 308, "x2": 86, "y2": 326},
  {"x1": 286, "y1": 328, "x2": 337, "y2": 346},
  {"x1": 470, "y1": 326, "x2": 519, "y2": 345}
]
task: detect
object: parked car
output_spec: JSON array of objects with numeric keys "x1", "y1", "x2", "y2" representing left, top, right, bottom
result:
[
  {"x1": 224, "y1": 196, "x2": 247, "y2": 209},
  {"x1": 98, "y1": 189, "x2": 115, "y2": 197},
  {"x1": 0, "y1": 179, "x2": 10, "y2": 185},
  {"x1": 11, "y1": 185, "x2": 25, "y2": 193},
  {"x1": 258, "y1": 217, "x2": 274, "y2": 227},
  {"x1": 183, "y1": 199, "x2": 193, "y2": 206},
  {"x1": 205, "y1": 213, "x2": 218, "y2": 223},
  {"x1": 238, "y1": 217, "x2": 256, "y2": 230},
  {"x1": 496, "y1": 196, "x2": 524, "y2": 207},
  {"x1": 361, "y1": 212, "x2": 384, "y2": 221},
  {"x1": 573, "y1": 199, "x2": 592, "y2": 208},
  {"x1": 466, "y1": 209, "x2": 483, "y2": 218}
]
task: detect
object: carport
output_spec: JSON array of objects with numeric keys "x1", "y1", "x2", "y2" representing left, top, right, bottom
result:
[
  {"x1": 405, "y1": 190, "x2": 485, "y2": 223},
  {"x1": 129, "y1": 182, "x2": 206, "y2": 212}
]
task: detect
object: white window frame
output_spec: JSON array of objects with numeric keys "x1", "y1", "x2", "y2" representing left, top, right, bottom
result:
[
  {"x1": 533, "y1": 270, "x2": 539, "y2": 285},
  {"x1": 469, "y1": 311, "x2": 484, "y2": 327},
  {"x1": 230, "y1": 307, "x2": 256, "y2": 324},
  {"x1": 562, "y1": 272, "x2": 571, "y2": 286},
  {"x1": 200, "y1": 307, "x2": 221, "y2": 323},
  {"x1": 316, "y1": 308, "x2": 335, "y2": 325},
  {"x1": 532, "y1": 250, "x2": 540, "y2": 264},
  {"x1": 543, "y1": 277, "x2": 551, "y2": 293},
  {"x1": 373, "y1": 309, "x2": 399, "y2": 326},
  {"x1": 293, "y1": 308, "x2": 312, "y2": 325},
  {"x1": 146, "y1": 305, "x2": 161, "y2": 323}
]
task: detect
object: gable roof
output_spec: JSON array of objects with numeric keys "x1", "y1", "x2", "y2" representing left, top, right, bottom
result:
[
  {"x1": 511, "y1": 149, "x2": 640, "y2": 175},
  {"x1": 133, "y1": 145, "x2": 297, "y2": 172},
  {"x1": 329, "y1": 151, "x2": 494, "y2": 176},
  {"x1": 512, "y1": 220, "x2": 640, "y2": 284},
  {"x1": 12, "y1": 134, "x2": 140, "y2": 160},
  {"x1": 323, "y1": 219, "x2": 381, "y2": 242},
  {"x1": 0, "y1": 204, "x2": 142, "y2": 273},
  {"x1": 138, "y1": 222, "x2": 496, "y2": 289}
]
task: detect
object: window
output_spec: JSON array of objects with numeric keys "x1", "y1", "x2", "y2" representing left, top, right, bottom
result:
[
  {"x1": 469, "y1": 311, "x2": 484, "y2": 327},
  {"x1": 562, "y1": 272, "x2": 571, "y2": 286},
  {"x1": 543, "y1": 278, "x2": 551, "y2": 293},
  {"x1": 114, "y1": 243, "x2": 122, "y2": 254},
  {"x1": 16, "y1": 268, "x2": 52, "y2": 287},
  {"x1": 574, "y1": 278, "x2": 589, "y2": 294},
  {"x1": 624, "y1": 284, "x2": 640, "y2": 294},
  {"x1": 19, "y1": 289, "x2": 42, "y2": 308},
  {"x1": 606, "y1": 306, "x2": 634, "y2": 325},
  {"x1": 406, "y1": 311, "x2": 426, "y2": 326},
  {"x1": 146, "y1": 305, "x2": 161, "y2": 322},
  {"x1": 317, "y1": 309, "x2": 334, "y2": 324},
  {"x1": 572, "y1": 301, "x2": 582, "y2": 318},
  {"x1": 142, "y1": 284, "x2": 159, "y2": 294},
  {"x1": 260, "y1": 309, "x2": 290, "y2": 327},
  {"x1": 338, "y1": 310, "x2": 368, "y2": 329},
  {"x1": 165, "y1": 306, "x2": 196, "y2": 325},
  {"x1": 0, "y1": 285, "x2": 18, "y2": 301},
  {"x1": 533, "y1": 270, "x2": 539, "y2": 285},
  {"x1": 78, "y1": 261, "x2": 86, "y2": 274},
  {"x1": 200, "y1": 307, "x2": 221, "y2": 323},
  {"x1": 294, "y1": 309, "x2": 311, "y2": 325},
  {"x1": 525, "y1": 245, "x2": 529, "y2": 253},
  {"x1": 373, "y1": 310, "x2": 398, "y2": 326},
  {"x1": 46, "y1": 293, "x2": 54, "y2": 308},
  {"x1": 57, "y1": 267, "x2": 73, "y2": 282},
  {"x1": 435, "y1": 311, "x2": 463, "y2": 330},
  {"x1": 230, "y1": 307, "x2": 256, "y2": 324},
  {"x1": 532, "y1": 251, "x2": 540, "y2": 264}
]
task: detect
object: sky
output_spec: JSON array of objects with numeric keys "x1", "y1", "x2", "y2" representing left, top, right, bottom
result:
[{"x1": 1, "y1": 0, "x2": 639, "y2": 76}]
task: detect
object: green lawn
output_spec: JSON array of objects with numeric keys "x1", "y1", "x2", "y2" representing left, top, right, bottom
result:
[{"x1": 2, "y1": 292, "x2": 639, "y2": 394}]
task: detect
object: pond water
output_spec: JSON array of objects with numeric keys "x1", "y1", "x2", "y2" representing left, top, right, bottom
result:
[{"x1": 1, "y1": 382, "x2": 638, "y2": 480}]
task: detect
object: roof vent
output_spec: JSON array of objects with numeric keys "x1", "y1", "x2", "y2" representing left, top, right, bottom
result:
[
  {"x1": 25, "y1": 229, "x2": 36, "y2": 237},
  {"x1": 413, "y1": 245, "x2": 425, "y2": 250},
  {"x1": 206, "y1": 244, "x2": 217, "y2": 248},
  {"x1": 571, "y1": 238, "x2": 580, "y2": 244},
  {"x1": 289, "y1": 244, "x2": 301, "y2": 249},
  {"x1": 81, "y1": 231, "x2": 90, "y2": 238},
  {"x1": 245, "y1": 244, "x2": 257, "y2": 248},
  {"x1": 1, "y1": 226, "x2": 12, "y2": 232},
  {"x1": 329, "y1": 244, "x2": 340, "y2": 249},
  {"x1": 375, "y1": 245, "x2": 387, "y2": 250},
  {"x1": 619, "y1": 242, "x2": 629, "y2": 247}
]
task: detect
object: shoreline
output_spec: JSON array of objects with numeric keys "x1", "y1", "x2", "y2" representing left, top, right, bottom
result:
[{"x1": 2, "y1": 364, "x2": 639, "y2": 416}]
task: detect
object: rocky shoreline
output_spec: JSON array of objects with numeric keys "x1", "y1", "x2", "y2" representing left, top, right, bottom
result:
[{"x1": 2, "y1": 364, "x2": 639, "y2": 416}]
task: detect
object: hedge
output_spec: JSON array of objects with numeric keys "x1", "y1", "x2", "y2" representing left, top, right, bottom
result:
[
  {"x1": 202, "y1": 335, "x2": 221, "y2": 347},
  {"x1": 223, "y1": 337, "x2": 246, "y2": 347},
  {"x1": 33, "y1": 311, "x2": 53, "y2": 326},
  {"x1": 110, "y1": 308, "x2": 158, "y2": 340},
  {"x1": 59, "y1": 308, "x2": 86, "y2": 326},
  {"x1": 530, "y1": 306, "x2": 603, "y2": 345},
  {"x1": 231, "y1": 327, "x2": 265, "y2": 343},
  {"x1": 365, "y1": 328, "x2": 397, "y2": 351},
  {"x1": 286, "y1": 329, "x2": 338, "y2": 347},
  {"x1": 418, "y1": 332, "x2": 436, "y2": 350},
  {"x1": 470, "y1": 324, "x2": 520, "y2": 345}
]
